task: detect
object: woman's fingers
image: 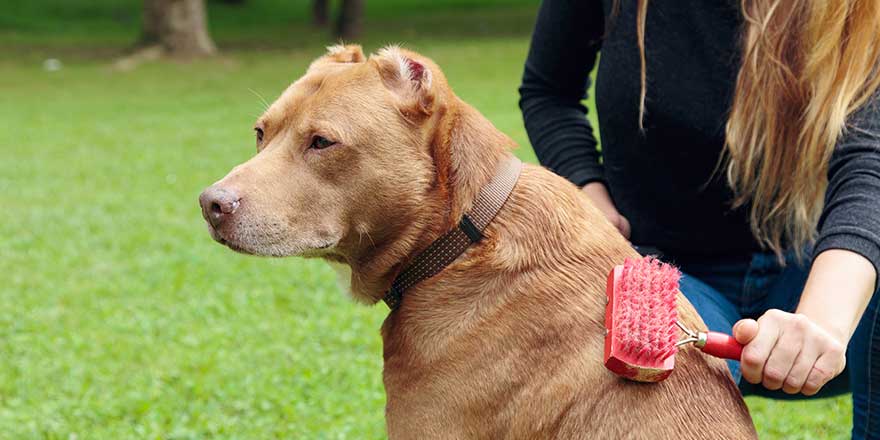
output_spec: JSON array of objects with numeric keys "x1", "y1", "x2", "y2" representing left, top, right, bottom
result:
[
  {"x1": 739, "y1": 312, "x2": 782, "y2": 384},
  {"x1": 802, "y1": 342, "x2": 846, "y2": 396},
  {"x1": 761, "y1": 317, "x2": 805, "y2": 390},
  {"x1": 781, "y1": 341, "x2": 818, "y2": 394},
  {"x1": 737, "y1": 309, "x2": 848, "y2": 396},
  {"x1": 802, "y1": 363, "x2": 833, "y2": 396}
]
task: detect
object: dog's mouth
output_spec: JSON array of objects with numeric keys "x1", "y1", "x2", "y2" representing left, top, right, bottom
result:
[
  {"x1": 215, "y1": 235, "x2": 254, "y2": 255},
  {"x1": 207, "y1": 226, "x2": 253, "y2": 255},
  {"x1": 207, "y1": 223, "x2": 339, "y2": 257}
]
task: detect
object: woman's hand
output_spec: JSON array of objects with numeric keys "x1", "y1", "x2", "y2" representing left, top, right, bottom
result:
[
  {"x1": 582, "y1": 182, "x2": 631, "y2": 239},
  {"x1": 734, "y1": 249, "x2": 876, "y2": 396},
  {"x1": 733, "y1": 311, "x2": 847, "y2": 395}
]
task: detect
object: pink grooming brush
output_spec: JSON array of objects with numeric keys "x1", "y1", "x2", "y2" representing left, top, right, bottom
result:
[{"x1": 604, "y1": 256, "x2": 744, "y2": 383}]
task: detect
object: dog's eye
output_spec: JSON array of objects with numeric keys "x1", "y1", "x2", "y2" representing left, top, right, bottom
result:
[
  {"x1": 310, "y1": 135, "x2": 336, "y2": 150},
  {"x1": 254, "y1": 127, "x2": 264, "y2": 145}
]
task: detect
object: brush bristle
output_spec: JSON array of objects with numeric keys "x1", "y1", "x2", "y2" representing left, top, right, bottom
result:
[{"x1": 612, "y1": 256, "x2": 680, "y2": 368}]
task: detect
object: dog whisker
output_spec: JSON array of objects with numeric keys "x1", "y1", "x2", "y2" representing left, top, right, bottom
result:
[{"x1": 248, "y1": 88, "x2": 270, "y2": 112}]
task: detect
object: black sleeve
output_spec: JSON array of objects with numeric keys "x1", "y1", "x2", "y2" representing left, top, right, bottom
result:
[
  {"x1": 814, "y1": 90, "x2": 880, "y2": 284},
  {"x1": 518, "y1": 0, "x2": 605, "y2": 187}
]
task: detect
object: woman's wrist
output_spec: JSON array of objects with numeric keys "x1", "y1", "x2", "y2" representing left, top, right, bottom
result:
[{"x1": 796, "y1": 249, "x2": 877, "y2": 344}]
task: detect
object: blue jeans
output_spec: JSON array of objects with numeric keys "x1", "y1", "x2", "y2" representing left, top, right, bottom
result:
[{"x1": 674, "y1": 251, "x2": 880, "y2": 440}]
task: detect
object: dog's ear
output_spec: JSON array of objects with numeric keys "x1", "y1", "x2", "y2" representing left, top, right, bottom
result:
[
  {"x1": 372, "y1": 46, "x2": 435, "y2": 118},
  {"x1": 309, "y1": 44, "x2": 365, "y2": 71},
  {"x1": 324, "y1": 44, "x2": 366, "y2": 63}
]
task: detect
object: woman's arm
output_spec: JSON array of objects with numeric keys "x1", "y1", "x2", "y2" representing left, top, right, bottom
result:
[
  {"x1": 734, "y1": 90, "x2": 880, "y2": 395},
  {"x1": 813, "y1": 89, "x2": 880, "y2": 287},
  {"x1": 519, "y1": 0, "x2": 605, "y2": 188},
  {"x1": 519, "y1": 0, "x2": 630, "y2": 234},
  {"x1": 798, "y1": 250, "x2": 875, "y2": 344}
]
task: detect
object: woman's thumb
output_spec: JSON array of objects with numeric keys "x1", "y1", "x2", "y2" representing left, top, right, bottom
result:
[{"x1": 733, "y1": 319, "x2": 759, "y2": 345}]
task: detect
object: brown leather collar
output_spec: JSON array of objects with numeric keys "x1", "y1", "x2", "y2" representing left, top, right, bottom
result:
[{"x1": 383, "y1": 156, "x2": 523, "y2": 310}]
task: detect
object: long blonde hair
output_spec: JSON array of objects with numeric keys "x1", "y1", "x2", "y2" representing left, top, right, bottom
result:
[{"x1": 630, "y1": 0, "x2": 880, "y2": 258}]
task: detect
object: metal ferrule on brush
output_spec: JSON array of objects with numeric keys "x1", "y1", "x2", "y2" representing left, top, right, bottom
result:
[{"x1": 675, "y1": 321, "x2": 708, "y2": 348}]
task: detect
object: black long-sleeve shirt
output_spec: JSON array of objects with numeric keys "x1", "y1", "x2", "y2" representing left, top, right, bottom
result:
[{"x1": 519, "y1": 0, "x2": 880, "y2": 276}]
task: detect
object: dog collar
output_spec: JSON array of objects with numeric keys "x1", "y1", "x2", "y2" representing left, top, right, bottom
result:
[{"x1": 382, "y1": 155, "x2": 523, "y2": 310}]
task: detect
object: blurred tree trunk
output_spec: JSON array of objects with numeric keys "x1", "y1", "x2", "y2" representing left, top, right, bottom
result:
[
  {"x1": 141, "y1": 0, "x2": 216, "y2": 57},
  {"x1": 335, "y1": 0, "x2": 363, "y2": 40},
  {"x1": 142, "y1": 0, "x2": 162, "y2": 45},
  {"x1": 313, "y1": 0, "x2": 329, "y2": 27}
]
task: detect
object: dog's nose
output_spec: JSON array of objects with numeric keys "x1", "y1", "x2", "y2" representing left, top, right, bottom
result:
[{"x1": 199, "y1": 186, "x2": 241, "y2": 228}]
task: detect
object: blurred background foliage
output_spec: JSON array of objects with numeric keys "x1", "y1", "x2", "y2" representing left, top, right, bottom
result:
[{"x1": 2, "y1": 0, "x2": 538, "y2": 52}]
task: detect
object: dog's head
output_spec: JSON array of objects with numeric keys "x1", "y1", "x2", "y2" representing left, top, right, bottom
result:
[
  {"x1": 199, "y1": 45, "x2": 444, "y2": 256},
  {"x1": 200, "y1": 45, "x2": 512, "y2": 300}
]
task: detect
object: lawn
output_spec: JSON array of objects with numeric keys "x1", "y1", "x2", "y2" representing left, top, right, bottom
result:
[{"x1": 0, "y1": 1, "x2": 852, "y2": 438}]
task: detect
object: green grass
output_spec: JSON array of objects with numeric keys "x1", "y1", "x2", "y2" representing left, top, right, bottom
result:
[{"x1": 0, "y1": 1, "x2": 852, "y2": 438}]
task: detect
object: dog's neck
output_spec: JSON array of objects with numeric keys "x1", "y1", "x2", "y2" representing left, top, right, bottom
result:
[{"x1": 343, "y1": 96, "x2": 513, "y2": 304}]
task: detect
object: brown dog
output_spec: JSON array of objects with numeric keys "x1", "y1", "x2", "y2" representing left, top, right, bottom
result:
[{"x1": 199, "y1": 45, "x2": 756, "y2": 439}]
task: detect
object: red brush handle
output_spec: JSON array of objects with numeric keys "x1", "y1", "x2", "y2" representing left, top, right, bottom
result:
[{"x1": 700, "y1": 331, "x2": 743, "y2": 360}]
